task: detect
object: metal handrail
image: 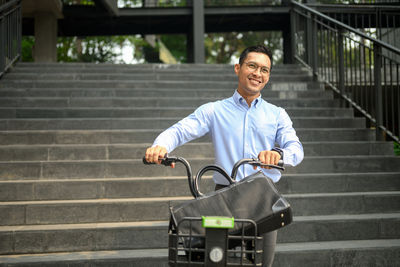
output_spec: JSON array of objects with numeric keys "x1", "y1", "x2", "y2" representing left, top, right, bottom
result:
[
  {"x1": 0, "y1": 0, "x2": 21, "y2": 78},
  {"x1": 292, "y1": 1, "x2": 400, "y2": 54},
  {"x1": 305, "y1": 3, "x2": 400, "y2": 50},
  {"x1": 306, "y1": 3, "x2": 400, "y2": 9},
  {"x1": 291, "y1": 0, "x2": 400, "y2": 143}
]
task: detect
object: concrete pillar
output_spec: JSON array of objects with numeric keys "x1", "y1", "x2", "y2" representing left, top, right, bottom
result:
[
  {"x1": 192, "y1": 0, "x2": 205, "y2": 63},
  {"x1": 22, "y1": 0, "x2": 63, "y2": 62},
  {"x1": 34, "y1": 12, "x2": 58, "y2": 62}
]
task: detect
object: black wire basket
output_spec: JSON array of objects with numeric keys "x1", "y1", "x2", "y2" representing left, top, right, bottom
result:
[{"x1": 168, "y1": 217, "x2": 263, "y2": 266}]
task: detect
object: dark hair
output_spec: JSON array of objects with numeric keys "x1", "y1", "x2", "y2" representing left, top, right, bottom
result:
[{"x1": 238, "y1": 45, "x2": 273, "y2": 70}]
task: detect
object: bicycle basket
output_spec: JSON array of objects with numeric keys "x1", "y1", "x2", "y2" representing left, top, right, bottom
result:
[{"x1": 168, "y1": 217, "x2": 263, "y2": 266}]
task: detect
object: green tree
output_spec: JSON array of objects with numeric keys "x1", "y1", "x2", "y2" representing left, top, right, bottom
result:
[
  {"x1": 205, "y1": 31, "x2": 283, "y2": 64},
  {"x1": 21, "y1": 36, "x2": 34, "y2": 62},
  {"x1": 160, "y1": 35, "x2": 187, "y2": 62},
  {"x1": 57, "y1": 36, "x2": 119, "y2": 63}
]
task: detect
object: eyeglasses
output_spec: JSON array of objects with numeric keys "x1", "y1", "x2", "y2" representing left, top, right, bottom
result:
[{"x1": 244, "y1": 62, "x2": 270, "y2": 75}]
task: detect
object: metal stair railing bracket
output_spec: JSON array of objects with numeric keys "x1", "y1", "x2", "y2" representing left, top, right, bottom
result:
[{"x1": 291, "y1": 0, "x2": 400, "y2": 143}]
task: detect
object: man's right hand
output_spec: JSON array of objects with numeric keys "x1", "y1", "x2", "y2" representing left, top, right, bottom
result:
[{"x1": 145, "y1": 145, "x2": 175, "y2": 168}]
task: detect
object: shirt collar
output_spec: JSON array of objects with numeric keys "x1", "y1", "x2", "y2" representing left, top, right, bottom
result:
[{"x1": 233, "y1": 90, "x2": 262, "y2": 109}]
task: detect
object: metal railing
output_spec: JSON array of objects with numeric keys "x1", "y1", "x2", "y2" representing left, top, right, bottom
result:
[
  {"x1": 306, "y1": 0, "x2": 400, "y2": 4},
  {"x1": 312, "y1": 4, "x2": 400, "y2": 62},
  {"x1": 0, "y1": 0, "x2": 21, "y2": 78},
  {"x1": 291, "y1": 0, "x2": 400, "y2": 142}
]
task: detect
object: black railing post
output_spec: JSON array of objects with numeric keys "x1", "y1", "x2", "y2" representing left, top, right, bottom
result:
[
  {"x1": 289, "y1": 5, "x2": 296, "y2": 64},
  {"x1": 282, "y1": 0, "x2": 293, "y2": 64},
  {"x1": 0, "y1": 13, "x2": 4, "y2": 74},
  {"x1": 17, "y1": 2, "x2": 21, "y2": 62},
  {"x1": 306, "y1": 11, "x2": 312, "y2": 67},
  {"x1": 338, "y1": 29, "x2": 345, "y2": 107},
  {"x1": 311, "y1": 14, "x2": 318, "y2": 81},
  {"x1": 374, "y1": 44, "x2": 384, "y2": 141}
]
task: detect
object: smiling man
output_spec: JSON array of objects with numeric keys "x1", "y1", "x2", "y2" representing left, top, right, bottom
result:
[{"x1": 145, "y1": 45, "x2": 304, "y2": 266}]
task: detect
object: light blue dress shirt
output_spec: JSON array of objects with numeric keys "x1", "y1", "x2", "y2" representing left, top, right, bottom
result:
[{"x1": 153, "y1": 90, "x2": 304, "y2": 184}]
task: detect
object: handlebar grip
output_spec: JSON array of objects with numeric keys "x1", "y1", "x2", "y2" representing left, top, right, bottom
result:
[
  {"x1": 142, "y1": 156, "x2": 156, "y2": 165},
  {"x1": 231, "y1": 158, "x2": 285, "y2": 179},
  {"x1": 142, "y1": 154, "x2": 177, "y2": 167}
]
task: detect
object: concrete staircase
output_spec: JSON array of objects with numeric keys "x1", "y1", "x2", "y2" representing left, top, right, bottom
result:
[{"x1": 0, "y1": 63, "x2": 399, "y2": 267}]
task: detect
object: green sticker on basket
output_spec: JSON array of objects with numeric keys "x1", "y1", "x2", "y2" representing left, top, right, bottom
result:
[{"x1": 202, "y1": 216, "x2": 234, "y2": 229}]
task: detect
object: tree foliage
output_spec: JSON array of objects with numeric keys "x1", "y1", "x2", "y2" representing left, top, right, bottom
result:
[
  {"x1": 21, "y1": 36, "x2": 34, "y2": 62},
  {"x1": 205, "y1": 31, "x2": 283, "y2": 64},
  {"x1": 395, "y1": 142, "x2": 400, "y2": 156},
  {"x1": 22, "y1": 31, "x2": 284, "y2": 64},
  {"x1": 160, "y1": 35, "x2": 187, "y2": 63},
  {"x1": 57, "y1": 36, "x2": 119, "y2": 63}
]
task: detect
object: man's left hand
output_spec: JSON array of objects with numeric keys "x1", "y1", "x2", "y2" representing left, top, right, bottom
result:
[{"x1": 255, "y1": 150, "x2": 281, "y2": 170}]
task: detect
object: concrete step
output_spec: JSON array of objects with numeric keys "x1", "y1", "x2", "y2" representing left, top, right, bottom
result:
[
  {"x1": 2, "y1": 172, "x2": 399, "y2": 201},
  {"x1": 2, "y1": 73, "x2": 314, "y2": 82},
  {"x1": 0, "y1": 213, "x2": 398, "y2": 254},
  {"x1": 1, "y1": 192, "x2": 399, "y2": 225},
  {"x1": 0, "y1": 106, "x2": 353, "y2": 119},
  {"x1": 1, "y1": 238, "x2": 400, "y2": 267},
  {"x1": 0, "y1": 249, "x2": 169, "y2": 267},
  {"x1": 0, "y1": 80, "x2": 324, "y2": 91},
  {"x1": 0, "y1": 97, "x2": 339, "y2": 108},
  {"x1": 0, "y1": 141, "x2": 393, "y2": 162},
  {"x1": 0, "y1": 117, "x2": 365, "y2": 131},
  {"x1": 1, "y1": 155, "x2": 399, "y2": 180},
  {"x1": 0, "y1": 88, "x2": 332, "y2": 99},
  {"x1": 278, "y1": 172, "x2": 400, "y2": 194},
  {"x1": 12, "y1": 62, "x2": 307, "y2": 72},
  {"x1": 0, "y1": 221, "x2": 168, "y2": 255},
  {"x1": 274, "y1": 239, "x2": 400, "y2": 267},
  {"x1": 279, "y1": 213, "x2": 400, "y2": 243},
  {"x1": 0, "y1": 128, "x2": 376, "y2": 145},
  {"x1": 1, "y1": 239, "x2": 398, "y2": 267}
]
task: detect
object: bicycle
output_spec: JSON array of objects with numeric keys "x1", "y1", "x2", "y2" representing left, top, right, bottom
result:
[{"x1": 143, "y1": 155, "x2": 291, "y2": 266}]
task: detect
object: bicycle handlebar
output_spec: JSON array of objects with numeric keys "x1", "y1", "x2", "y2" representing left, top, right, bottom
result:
[{"x1": 143, "y1": 155, "x2": 285, "y2": 198}]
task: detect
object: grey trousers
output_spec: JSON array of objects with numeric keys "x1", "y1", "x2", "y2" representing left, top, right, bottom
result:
[
  {"x1": 262, "y1": 230, "x2": 277, "y2": 267},
  {"x1": 215, "y1": 184, "x2": 278, "y2": 267}
]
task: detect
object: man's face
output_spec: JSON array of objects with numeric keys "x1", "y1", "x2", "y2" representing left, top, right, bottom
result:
[{"x1": 234, "y1": 52, "x2": 271, "y2": 99}]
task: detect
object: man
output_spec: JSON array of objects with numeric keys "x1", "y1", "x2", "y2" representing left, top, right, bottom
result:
[{"x1": 145, "y1": 45, "x2": 304, "y2": 266}]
